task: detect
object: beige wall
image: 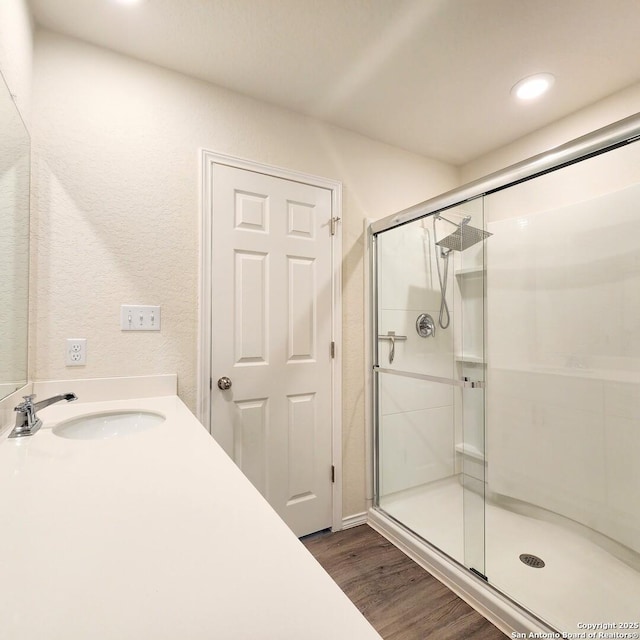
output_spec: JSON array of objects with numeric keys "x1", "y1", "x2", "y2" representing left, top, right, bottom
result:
[
  {"x1": 30, "y1": 29, "x2": 458, "y2": 518},
  {"x1": 461, "y1": 82, "x2": 640, "y2": 183}
]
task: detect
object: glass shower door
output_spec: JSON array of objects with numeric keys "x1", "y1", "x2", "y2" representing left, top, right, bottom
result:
[
  {"x1": 482, "y1": 139, "x2": 640, "y2": 633},
  {"x1": 456, "y1": 198, "x2": 487, "y2": 578},
  {"x1": 374, "y1": 196, "x2": 487, "y2": 575}
]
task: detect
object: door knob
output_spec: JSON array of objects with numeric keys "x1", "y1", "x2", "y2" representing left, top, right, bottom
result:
[{"x1": 217, "y1": 376, "x2": 232, "y2": 390}]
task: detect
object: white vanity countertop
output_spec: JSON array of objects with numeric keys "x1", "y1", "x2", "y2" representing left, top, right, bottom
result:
[{"x1": 0, "y1": 395, "x2": 381, "y2": 640}]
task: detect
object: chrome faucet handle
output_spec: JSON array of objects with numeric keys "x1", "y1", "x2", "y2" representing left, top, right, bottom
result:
[
  {"x1": 14, "y1": 396, "x2": 37, "y2": 420},
  {"x1": 9, "y1": 392, "x2": 77, "y2": 439},
  {"x1": 15, "y1": 394, "x2": 36, "y2": 409},
  {"x1": 11, "y1": 396, "x2": 40, "y2": 438}
]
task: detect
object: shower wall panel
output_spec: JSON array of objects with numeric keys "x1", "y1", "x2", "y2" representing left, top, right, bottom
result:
[{"x1": 377, "y1": 221, "x2": 455, "y2": 496}]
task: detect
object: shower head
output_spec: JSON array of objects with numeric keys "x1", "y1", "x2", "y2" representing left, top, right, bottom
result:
[{"x1": 435, "y1": 218, "x2": 492, "y2": 252}]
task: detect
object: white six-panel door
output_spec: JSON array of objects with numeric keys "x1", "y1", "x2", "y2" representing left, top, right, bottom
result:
[{"x1": 209, "y1": 162, "x2": 335, "y2": 537}]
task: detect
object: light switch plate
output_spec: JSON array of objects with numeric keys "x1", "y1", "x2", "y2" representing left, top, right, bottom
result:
[{"x1": 120, "y1": 305, "x2": 161, "y2": 331}]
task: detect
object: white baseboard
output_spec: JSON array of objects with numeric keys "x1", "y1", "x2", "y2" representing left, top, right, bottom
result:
[{"x1": 341, "y1": 512, "x2": 368, "y2": 530}]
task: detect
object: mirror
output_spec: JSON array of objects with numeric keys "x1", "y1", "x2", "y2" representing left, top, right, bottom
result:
[{"x1": 0, "y1": 70, "x2": 30, "y2": 400}]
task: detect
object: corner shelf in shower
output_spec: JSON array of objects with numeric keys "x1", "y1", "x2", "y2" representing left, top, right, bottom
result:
[
  {"x1": 455, "y1": 266, "x2": 485, "y2": 277},
  {"x1": 455, "y1": 354, "x2": 485, "y2": 365},
  {"x1": 454, "y1": 442, "x2": 486, "y2": 462}
]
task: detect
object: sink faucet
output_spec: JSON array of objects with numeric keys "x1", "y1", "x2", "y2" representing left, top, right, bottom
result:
[{"x1": 9, "y1": 393, "x2": 78, "y2": 438}]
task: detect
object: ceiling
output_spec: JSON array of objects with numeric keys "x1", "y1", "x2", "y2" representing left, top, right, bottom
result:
[{"x1": 28, "y1": 0, "x2": 640, "y2": 165}]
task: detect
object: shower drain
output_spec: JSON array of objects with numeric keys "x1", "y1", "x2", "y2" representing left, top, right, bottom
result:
[{"x1": 519, "y1": 554, "x2": 545, "y2": 568}]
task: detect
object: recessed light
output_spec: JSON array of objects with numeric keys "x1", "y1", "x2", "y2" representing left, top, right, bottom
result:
[{"x1": 511, "y1": 73, "x2": 555, "y2": 101}]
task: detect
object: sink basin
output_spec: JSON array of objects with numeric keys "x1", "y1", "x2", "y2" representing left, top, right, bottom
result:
[{"x1": 53, "y1": 411, "x2": 165, "y2": 440}]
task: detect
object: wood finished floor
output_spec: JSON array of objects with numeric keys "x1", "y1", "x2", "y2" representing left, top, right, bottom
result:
[{"x1": 302, "y1": 524, "x2": 506, "y2": 640}]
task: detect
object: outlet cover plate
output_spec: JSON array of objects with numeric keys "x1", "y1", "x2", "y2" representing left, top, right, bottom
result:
[
  {"x1": 66, "y1": 338, "x2": 87, "y2": 366},
  {"x1": 120, "y1": 305, "x2": 161, "y2": 331}
]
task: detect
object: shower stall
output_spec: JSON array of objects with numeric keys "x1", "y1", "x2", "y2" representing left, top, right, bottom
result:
[{"x1": 368, "y1": 113, "x2": 640, "y2": 635}]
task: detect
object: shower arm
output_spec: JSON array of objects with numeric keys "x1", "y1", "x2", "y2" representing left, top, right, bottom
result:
[
  {"x1": 435, "y1": 212, "x2": 471, "y2": 227},
  {"x1": 434, "y1": 215, "x2": 456, "y2": 258}
]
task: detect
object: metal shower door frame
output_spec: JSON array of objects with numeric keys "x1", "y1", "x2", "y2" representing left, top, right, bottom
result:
[
  {"x1": 370, "y1": 113, "x2": 640, "y2": 236},
  {"x1": 368, "y1": 110, "x2": 640, "y2": 547}
]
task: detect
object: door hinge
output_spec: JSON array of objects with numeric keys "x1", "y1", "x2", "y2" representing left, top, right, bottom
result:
[
  {"x1": 331, "y1": 465, "x2": 335, "y2": 483},
  {"x1": 330, "y1": 341, "x2": 336, "y2": 358},
  {"x1": 330, "y1": 216, "x2": 341, "y2": 236}
]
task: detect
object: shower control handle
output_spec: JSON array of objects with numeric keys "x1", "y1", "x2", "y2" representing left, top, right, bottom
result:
[
  {"x1": 217, "y1": 376, "x2": 232, "y2": 391},
  {"x1": 416, "y1": 313, "x2": 436, "y2": 338}
]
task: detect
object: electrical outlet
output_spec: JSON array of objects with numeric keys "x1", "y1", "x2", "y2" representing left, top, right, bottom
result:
[{"x1": 66, "y1": 338, "x2": 87, "y2": 366}]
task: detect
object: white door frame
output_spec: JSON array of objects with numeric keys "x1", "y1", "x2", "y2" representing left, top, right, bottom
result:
[{"x1": 198, "y1": 149, "x2": 343, "y2": 532}]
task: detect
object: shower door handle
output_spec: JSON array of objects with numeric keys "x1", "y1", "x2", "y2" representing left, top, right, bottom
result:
[{"x1": 374, "y1": 366, "x2": 484, "y2": 388}]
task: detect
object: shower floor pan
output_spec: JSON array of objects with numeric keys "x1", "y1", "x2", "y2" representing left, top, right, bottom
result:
[{"x1": 375, "y1": 477, "x2": 640, "y2": 635}]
